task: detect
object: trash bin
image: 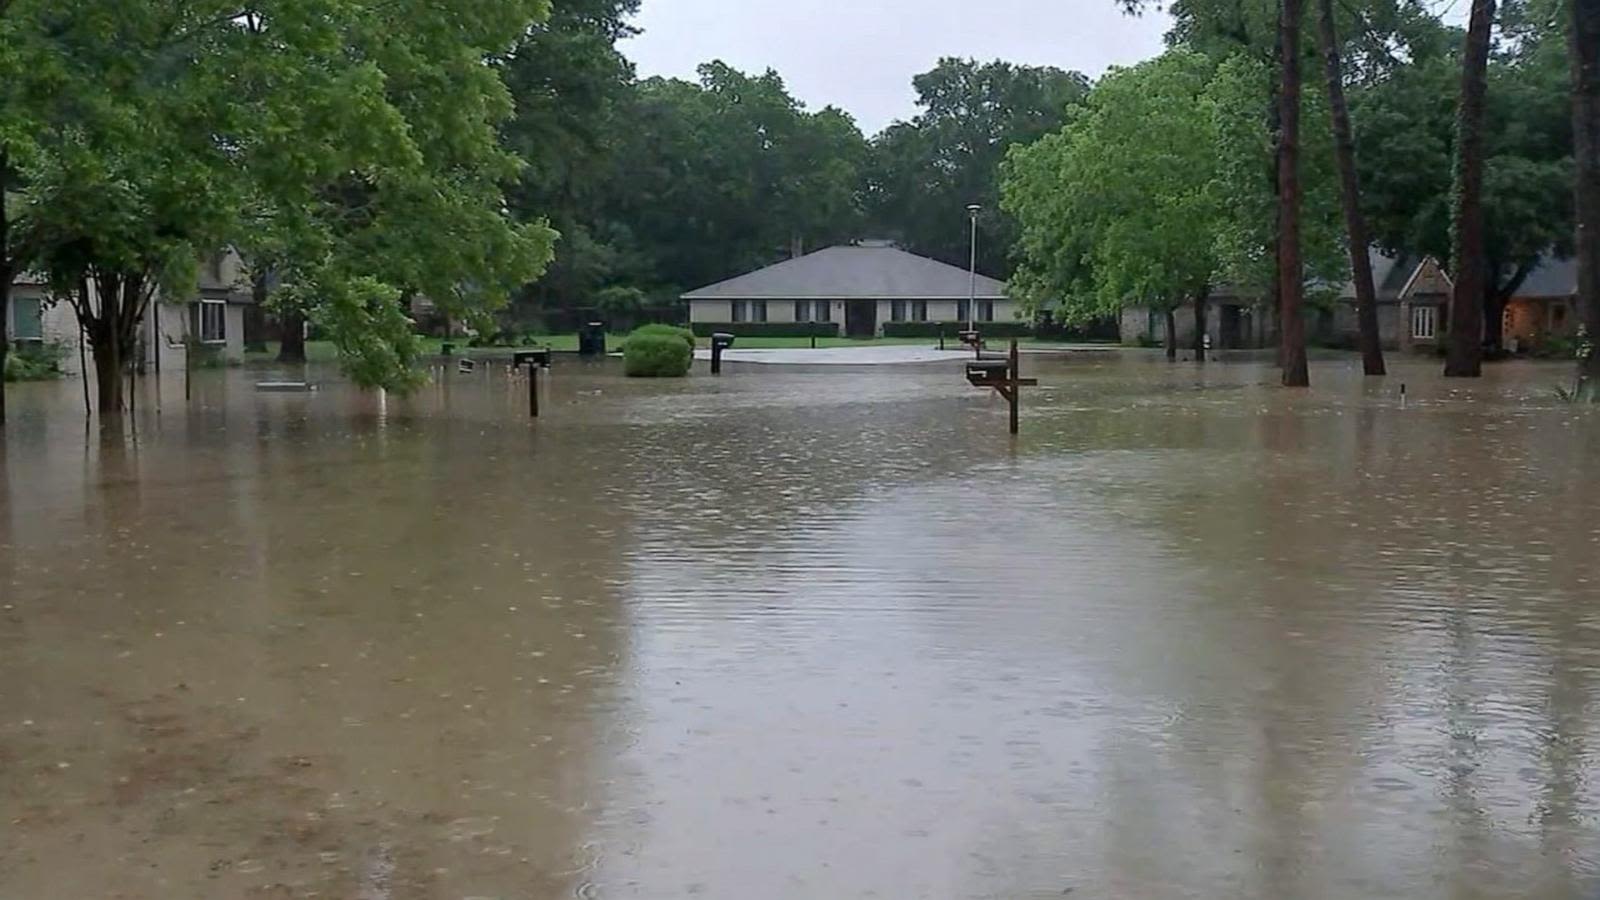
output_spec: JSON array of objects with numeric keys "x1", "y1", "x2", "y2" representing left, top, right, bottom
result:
[{"x1": 578, "y1": 322, "x2": 606, "y2": 356}]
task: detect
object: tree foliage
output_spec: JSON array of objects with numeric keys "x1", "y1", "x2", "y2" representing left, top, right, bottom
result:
[
  {"x1": 864, "y1": 58, "x2": 1089, "y2": 276},
  {"x1": 1002, "y1": 49, "x2": 1342, "y2": 326},
  {"x1": 5, "y1": 0, "x2": 557, "y2": 403}
]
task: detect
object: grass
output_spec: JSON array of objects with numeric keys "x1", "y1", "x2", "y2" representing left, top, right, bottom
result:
[{"x1": 240, "y1": 333, "x2": 1105, "y2": 363}]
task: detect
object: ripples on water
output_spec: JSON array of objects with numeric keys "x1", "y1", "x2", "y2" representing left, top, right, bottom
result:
[{"x1": 1, "y1": 352, "x2": 1598, "y2": 898}]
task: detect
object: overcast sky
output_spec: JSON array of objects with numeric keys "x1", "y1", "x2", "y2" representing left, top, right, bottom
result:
[{"x1": 620, "y1": 0, "x2": 1175, "y2": 136}]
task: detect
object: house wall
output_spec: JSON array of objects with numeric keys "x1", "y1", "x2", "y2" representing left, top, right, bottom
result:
[{"x1": 688, "y1": 298, "x2": 1016, "y2": 332}]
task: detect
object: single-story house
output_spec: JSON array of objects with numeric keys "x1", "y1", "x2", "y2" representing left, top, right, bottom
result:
[
  {"x1": 5, "y1": 250, "x2": 253, "y2": 375},
  {"x1": 683, "y1": 240, "x2": 1017, "y2": 337},
  {"x1": 1501, "y1": 257, "x2": 1580, "y2": 353},
  {"x1": 1119, "y1": 251, "x2": 1579, "y2": 354}
]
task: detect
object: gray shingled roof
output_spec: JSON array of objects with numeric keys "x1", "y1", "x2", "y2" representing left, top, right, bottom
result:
[
  {"x1": 1518, "y1": 256, "x2": 1576, "y2": 298},
  {"x1": 682, "y1": 244, "x2": 1007, "y2": 300}
]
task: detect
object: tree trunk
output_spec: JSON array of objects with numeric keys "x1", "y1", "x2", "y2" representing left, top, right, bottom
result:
[
  {"x1": 277, "y1": 309, "x2": 307, "y2": 363},
  {"x1": 92, "y1": 326, "x2": 124, "y2": 414},
  {"x1": 1574, "y1": 0, "x2": 1600, "y2": 380},
  {"x1": 0, "y1": 145, "x2": 10, "y2": 426},
  {"x1": 1278, "y1": 0, "x2": 1311, "y2": 387},
  {"x1": 1193, "y1": 289, "x2": 1209, "y2": 362},
  {"x1": 1483, "y1": 262, "x2": 1531, "y2": 358},
  {"x1": 1483, "y1": 286, "x2": 1507, "y2": 357},
  {"x1": 1315, "y1": 0, "x2": 1386, "y2": 376},
  {"x1": 1164, "y1": 308, "x2": 1178, "y2": 360},
  {"x1": 1445, "y1": 0, "x2": 1495, "y2": 378}
]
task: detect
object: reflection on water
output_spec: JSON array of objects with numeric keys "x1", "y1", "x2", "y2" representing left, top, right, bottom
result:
[{"x1": 2, "y1": 352, "x2": 1599, "y2": 898}]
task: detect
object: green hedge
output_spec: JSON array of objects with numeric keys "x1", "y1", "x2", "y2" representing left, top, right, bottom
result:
[
  {"x1": 623, "y1": 332, "x2": 692, "y2": 377},
  {"x1": 689, "y1": 322, "x2": 839, "y2": 338},
  {"x1": 631, "y1": 323, "x2": 696, "y2": 354},
  {"x1": 881, "y1": 321, "x2": 1033, "y2": 338},
  {"x1": 3, "y1": 342, "x2": 67, "y2": 382}
]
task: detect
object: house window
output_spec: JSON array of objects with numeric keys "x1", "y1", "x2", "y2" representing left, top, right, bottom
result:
[
  {"x1": 978, "y1": 300, "x2": 995, "y2": 322},
  {"x1": 11, "y1": 297, "x2": 43, "y2": 341},
  {"x1": 957, "y1": 299, "x2": 970, "y2": 323},
  {"x1": 1411, "y1": 305, "x2": 1436, "y2": 340},
  {"x1": 794, "y1": 300, "x2": 810, "y2": 322},
  {"x1": 199, "y1": 300, "x2": 227, "y2": 344},
  {"x1": 751, "y1": 300, "x2": 768, "y2": 323},
  {"x1": 891, "y1": 300, "x2": 906, "y2": 322},
  {"x1": 731, "y1": 300, "x2": 747, "y2": 323},
  {"x1": 912, "y1": 300, "x2": 928, "y2": 322},
  {"x1": 815, "y1": 300, "x2": 831, "y2": 323},
  {"x1": 1553, "y1": 303, "x2": 1567, "y2": 329}
]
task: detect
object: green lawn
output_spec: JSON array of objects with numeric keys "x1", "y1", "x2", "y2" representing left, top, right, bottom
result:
[{"x1": 243, "y1": 333, "x2": 1105, "y2": 362}]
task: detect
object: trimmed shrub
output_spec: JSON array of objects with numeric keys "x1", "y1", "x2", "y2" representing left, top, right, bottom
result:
[
  {"x1": 624, "y1": 332, "x2": 692, "y2": 377},
  {"x1": 881, "y1": 320, "x2": 1033, "y2": 338},
  {"x1": 631, "y1": 323, "x2": 696, "y2": 354},
  {"x1": 689, "y1": 322, "x2": 839, "y2": 338}
]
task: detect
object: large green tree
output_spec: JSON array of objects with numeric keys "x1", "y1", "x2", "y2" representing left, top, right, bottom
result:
[
  {"x1": 864, "y1": 58, "x2": 1089, "y2": 277},
  {"x1": 1004, "y1": 51, "x2": 1249, "y2": 359},
  {"x1": 599, "y1": 63, "x2": 866, "y2": 297},
  {"x1": 500, "y1": 0, "x2": 643, "y2": 321},
  {"x1": 1351, "y1": 3, "x2": 1571, "y2": 358},
  {"x1": 10, "y1": 0, "x2": 555, "y2": 414}
]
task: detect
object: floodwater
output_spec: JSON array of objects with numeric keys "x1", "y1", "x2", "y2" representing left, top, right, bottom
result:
[{"x1": 2, "y1": 350, "x2": 1599, "y2": 899}]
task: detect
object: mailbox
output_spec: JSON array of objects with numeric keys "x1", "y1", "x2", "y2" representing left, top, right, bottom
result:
[
  {"x1": 513, "y1": 348, "x2": 551, "y2": 369},
  {"x1": 965, "y1": 359, "x2": 1010, "y2": 387},
  {"x1": 710, "y1": 332, "x2": 736, "y2": 375}
]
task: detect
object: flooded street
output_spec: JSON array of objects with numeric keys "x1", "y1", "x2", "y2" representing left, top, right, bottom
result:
[{"x1": 3, "y1": 351, "x2": 1600, "y2": 899}]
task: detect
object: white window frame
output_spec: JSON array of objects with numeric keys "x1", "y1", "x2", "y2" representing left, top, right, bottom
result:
[
  {"x1": 199, "y1": 299, "x2": 228, "y2": 344},
  {"x1": 1411, "y1": 305, "x2": 1436, "y2": 340},
  {"x1": 731, "y1": 300, "x2": 747, "y2": 323},
  {"x1": 793, "y1": 300, "x2": 810, "y2": 322},
  {"x1": 751, "y1": 300, "x2": 768, "y2": 323},
  {"x1": 978, "y1": 299, "x2": 995, "y2": 322}
]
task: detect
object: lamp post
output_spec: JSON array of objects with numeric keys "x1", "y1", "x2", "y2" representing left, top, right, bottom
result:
[{"x1": 966, "y1": 204, "x2": 981, "y2": 333}]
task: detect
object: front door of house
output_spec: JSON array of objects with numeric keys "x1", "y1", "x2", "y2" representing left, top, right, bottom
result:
[{"x1": 845, "y1": 300, "x2": 876, "y2": 337}]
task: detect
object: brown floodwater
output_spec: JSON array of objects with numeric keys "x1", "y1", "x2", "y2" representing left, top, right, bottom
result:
[{"x1": 2, "y1": 350, "x2": 1599, "y2": 899}]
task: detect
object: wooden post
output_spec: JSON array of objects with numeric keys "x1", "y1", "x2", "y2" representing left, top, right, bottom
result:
[
  {"x1": 529, "y1": 364, "x2": 539, "y2": 418},
  {"x1": 1008, "y1": 339, "x2": 1020, "y2": 435}
]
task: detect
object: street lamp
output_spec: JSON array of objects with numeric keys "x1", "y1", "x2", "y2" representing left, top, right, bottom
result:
[{"x1": 966, "y1": 204, "x2": 981, "y2": 333}]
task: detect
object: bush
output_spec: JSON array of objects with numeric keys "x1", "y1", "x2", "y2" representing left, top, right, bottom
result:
[
  {"x1": 880, "y1": 320, "x2": 1033, "y2": 338},
  {"x1": 3, "y1": 342, "x2": 67, "y2": 382},
  {"x1": 624, "y1": 332, "x2": 692, "y2": 377},
  {"x1": 689, "y1": 322, "x2": 838, "y2": 338},
  {"x1": 631, "y1": 323, "x2": 696, "y2": 354}
]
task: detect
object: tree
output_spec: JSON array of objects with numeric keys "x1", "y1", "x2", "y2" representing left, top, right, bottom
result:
[
  {"x1": 1445, "y1": 0, "x2": 1498, "y2": 377},
  {"x1": 1003, "y1": 51, "x2": 1222, "y2": 360},
  {"x1": 865, "y1": 59, "x2": 1089, "y2": 277},
  {"x1": 1571, "y1": 0, "x2": 1600, "y2": 379},
  {"x1": 599, "y1": 63, "x2": 866, "y2": 297},
  {"x1": 1350, "y1": 3, "x2": 1570, "y2": 356},
  {"x1": 500, "y1": 0, "x2": 642, "y2": 320},
  {"x1": 1315, "y1": 0, "x2": 1386, "y2": 375},
  {"x1": 11, "y1": 0, "x2": 555, "y2": 412}
]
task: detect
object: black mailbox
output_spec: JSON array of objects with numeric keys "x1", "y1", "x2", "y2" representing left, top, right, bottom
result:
[
  {"x1": 578, "y1": 321, "x2": 606, "y2": 356},
  {"x1": 513, "y1": 348, "x2": 551, "y2": 369},
  {"x1": 710, "y1": 332, "x2": 736, "y2": 375},
  {"x1": 965, "y1": 359, "x2": 1009, "y2": 387}
]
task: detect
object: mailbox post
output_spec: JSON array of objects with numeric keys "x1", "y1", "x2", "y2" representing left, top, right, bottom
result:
[
  {"x1": 710, "y1": 332, "x2": 736, "y2": 375},
  {"x1": 965, "y1": 339, "x2": 1038, "y2": 435}
]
